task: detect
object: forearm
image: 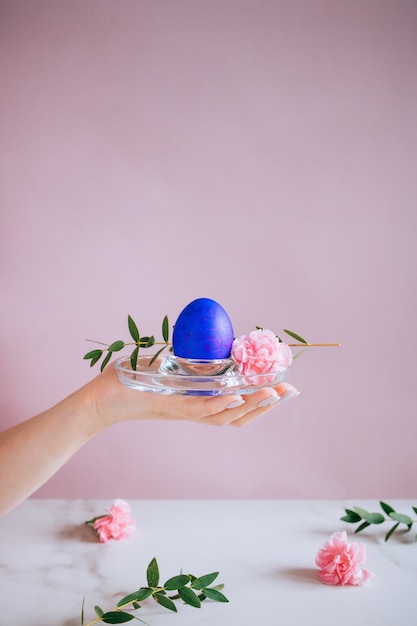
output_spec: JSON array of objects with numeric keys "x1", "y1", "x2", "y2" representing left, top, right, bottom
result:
[
  {"x1": 0, "y1": 387, "x2": 102, "y2": 518},
  {"x1": 0, "y1": 362, "x2": 298, "y2": 517}
]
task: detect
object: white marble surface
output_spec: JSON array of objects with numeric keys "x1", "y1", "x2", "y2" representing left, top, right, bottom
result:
[{"x1": 0, "y1": 499, "x2": 415, "y2": 625}]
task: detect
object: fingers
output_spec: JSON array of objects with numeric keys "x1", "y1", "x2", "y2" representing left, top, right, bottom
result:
[
  {"x1": 93, "y1": 362, "x2": 299, "y2": 428},
  {"x1": 275, "y1": 382, "x2": 301, "y2": 404},
  {"x1": 196, "y1": 383, "x2": 300, "y2": 427}
]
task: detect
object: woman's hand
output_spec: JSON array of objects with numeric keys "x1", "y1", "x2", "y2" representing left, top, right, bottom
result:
[
  {"x1": 0, "y1": 363, "x2": 299, "y2": 517},
  {"x1": 83, "y1": 363, "x2": 300, "y2": 429}
]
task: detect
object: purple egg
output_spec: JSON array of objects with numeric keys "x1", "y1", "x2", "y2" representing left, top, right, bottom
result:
[{"x1": 172, "y1": 298, "x2": 234, "y2": 359}]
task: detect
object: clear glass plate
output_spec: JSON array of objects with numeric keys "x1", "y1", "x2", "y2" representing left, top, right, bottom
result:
[{"x1": 115, "y1": 355, "x2": 289, "y2": 396}]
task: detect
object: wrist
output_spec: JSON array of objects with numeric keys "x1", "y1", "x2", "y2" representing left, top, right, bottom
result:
[{"x1": 79, "y1": 364, "x2": 126, "y2": 430}]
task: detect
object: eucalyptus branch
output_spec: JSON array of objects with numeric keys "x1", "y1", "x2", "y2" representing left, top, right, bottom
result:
[
  {"x1": 81, "y1": 557, "x2": 228, "y2": 625},
  {"x1": 83, "y1": 312, "x2": 339, "y2": 373},
  {"x1": 83, "y1": 314, "x2": 171, "y2": 372},
  {"x1": 341, "y1": 501, "x2": 417, "y2": 542}
]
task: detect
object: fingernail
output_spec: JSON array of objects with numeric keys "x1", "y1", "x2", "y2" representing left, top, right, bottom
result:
[
  {"x1": 257, "y1": 394, "x2": 280, "y2": 408},
  {"x1": 226, "y1": 397, "x2": 245, "y2": 409},
  {"x1": 280, "y1": 389, "x2": 300, "y2": 403}
]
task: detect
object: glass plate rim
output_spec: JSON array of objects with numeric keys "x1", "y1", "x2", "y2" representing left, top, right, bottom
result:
[{"x1": 114, "y1": 354, "x2": 290, "y2": 395}]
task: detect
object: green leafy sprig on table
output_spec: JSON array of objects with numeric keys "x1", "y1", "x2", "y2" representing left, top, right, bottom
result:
[
  {"x1": 83, "y1": 314, "x2": 171, "y2": 372},
  {"x1": 341, "y1": 501, "x2": 417, "y2": 542},
  {"x1": 81, "y1": 557, "x2": 228, "y2": 625}
]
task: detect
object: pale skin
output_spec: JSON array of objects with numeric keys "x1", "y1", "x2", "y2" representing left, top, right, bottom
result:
[{"x1": 0, "y1": 363, "x2": 299, "y2": 518}]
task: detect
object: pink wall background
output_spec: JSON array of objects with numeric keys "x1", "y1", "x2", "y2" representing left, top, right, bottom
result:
[{"x1": 1, "y1": 0, "x2": 416, "y2": 500}]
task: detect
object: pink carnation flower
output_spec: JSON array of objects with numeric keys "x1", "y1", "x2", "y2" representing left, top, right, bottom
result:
[
  {"x1": 316, "y1": 531, "x2": 372, "y2": 586},
  {"x1": 231, "y1": 328, "x2": 293, "y2": 376},
  {"x1": 88, "y1": 499, "x2": 136, "y2": 543}
]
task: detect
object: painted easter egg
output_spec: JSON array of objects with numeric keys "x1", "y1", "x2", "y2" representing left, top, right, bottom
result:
[{"x1": 172, "y1": 298, "x2": 234, "y2": 360}]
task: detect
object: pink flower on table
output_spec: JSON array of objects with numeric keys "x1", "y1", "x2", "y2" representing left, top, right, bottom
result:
[
  {"x1": 316, "y1": 531, "x2": 372, "y2": 586},
  {"x1": 231, "y1": 328, "x2": 293, "y2": 376},
  {"x1": 86, "y1": 499, "x2": 136, "y2": 543}
]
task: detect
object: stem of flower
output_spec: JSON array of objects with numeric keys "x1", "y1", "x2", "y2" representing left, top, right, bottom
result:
[
  {"x1": 84, "y1": 514, "x2": 106, "y2": 525},
  {"x1": 135, "y1": 342, "x2": 168, "y2": 347},
  {"x1": 87, "y1": 339, "x2": 341, "y2": 350},
  {"x1": 86, "y1": 340, "x2": 169, "y2": 348},
  {"x1": 288, "y1": 343, "x2": 341, "y2": 347}
]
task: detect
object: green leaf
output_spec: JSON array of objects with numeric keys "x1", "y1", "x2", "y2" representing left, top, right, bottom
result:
[
  {"x1": 191, "y1": 572, "x2": 219, "y2": 590},
  {"x1": 385, "y1": 521, "x2": 400, "y2": 542},
  {"x1": 292, "y1": 348, "x2": 306, "y2": 361},
  {"x1": 90, "y1": 354, "x2": 102, "y2": 367},
  {"x1": 149, "y1": 346, "x2": 167, "y2": 366},
  {"x1": 380, "y1": 501, "x2": 395, "y2": 515},
  {"x1": 128, "y1": 315, "x2": 140, "y2": 342},
  {"x1": 200, "y1": 588, "x2": 229, "y2": 603},
  {"x1": 354, "y1": 521, "x2": 371, "y2": 533},
  {"x1": 130, "y1": 346, "x2": 139, "y2": 371},
  {"x1": 162, "y1": 315, "x2": 169, "y2": 343},
  {"x1": 100, "y1": 351, "x2": 112, "y2": 371},
  {"x1": 412, "y1": 506, "x2": 417, "y2": 516},
  {"x1": 389, "y1": 512, "x2": 413, "y2": 525},
  {"x1": 140, "y1": 336, "x2": 155, "y2": 348},
  {"x1": 117, "y1": 588, "x2": 150, "y2": 608},
  {"x1": 94, "y1": 605, "x2": 104, "y2": 617},
  {"x1": 164, "y1": 574, "x2": 190, "y2": 590},
  {"x1": 366, "y1": 513, "x2": 385, "y2": 524},
  {"x1": 117, "y1": 599, "x2": 140, "y2": 611},
  {"x1": 147, "y1": 558, "x2": 159, "y2": 588},
  {"x1": 84, "y1": 349, "x2": 103, "y2": 360},
  {"x1": 134, "y1": 588, "x2": 153, "y2": 602},
  {"x1": 108, "y1": 340, "x2": 125, "y2": 352},
  {"x1": 101, "y1": 612, "x2": 135, "y2": 624},
  {"x1": 283, "y1": 329, "x2": 308, "y2": 344},
  {"x1": 178, "y1": 586, "x2": 201, "y2": 608},
  {"x1": 340, "y1": 509, "x2": 362, "y2": 523},
  {"x1": 353, "y1": 507, "x2": 385, "y2": 524},
  {"x1": 153, "y1": 592, "x2": 177, "y2": 612}
]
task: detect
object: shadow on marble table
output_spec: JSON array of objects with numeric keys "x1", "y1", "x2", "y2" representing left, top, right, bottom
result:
[
  {"x1": 62, "y1": 619, "x2": 82, "y2": 626},
  {"x1": 56, "y1": 522, "x2": 99, "y2": 544},
  {"x1": 273, "y1": 566, "x2": 321, "y2": 585}
]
